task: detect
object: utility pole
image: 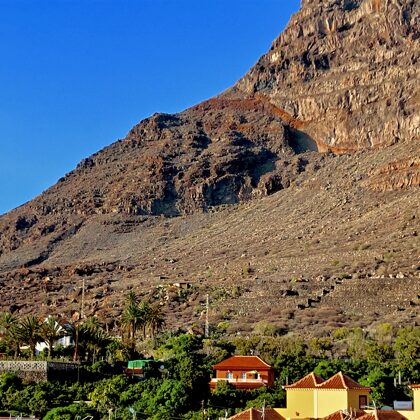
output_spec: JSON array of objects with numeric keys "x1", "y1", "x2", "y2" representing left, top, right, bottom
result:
[
  {"x1": 81, "y1": 278, "x2": 86, "y2": 319},
  {"x1": 205, "y1": 294, "x2": 209, "y2": 338}
]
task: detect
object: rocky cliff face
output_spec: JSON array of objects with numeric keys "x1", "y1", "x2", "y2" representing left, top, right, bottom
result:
[
  {"x1": 0, "y1": 0, "x2": 418, "y2": 333},
  {"x1": 232, "y1": 0, "x2": 419, "y2": 152}
]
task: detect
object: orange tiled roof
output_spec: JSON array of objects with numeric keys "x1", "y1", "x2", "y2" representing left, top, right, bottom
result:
[
  {"x1": 317, "y1": 372, "x2": 371, "y2": 390},
  {"x1": 213, "y1": 356, "x2": 272, "y2": 370},
  {"x1": 409, "y1": 384, "x2": 420, "y2": 389},
  {"x1": 358, "y1": 410, "x2": 408, "y2": 420},
  {"x1": 322, "y1": 409, "x2": 366, "y2": 420},
  {"x1": 284, "y1": 372, "x2": 324, "y2": 389},
  {"x1": 228, "y1": 408, "x2": 285, "y2": 420}
]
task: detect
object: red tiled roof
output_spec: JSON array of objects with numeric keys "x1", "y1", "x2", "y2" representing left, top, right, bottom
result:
[
  {"x1": 228, "y1": 408, "x2": 285, "y2": 420},
  {"x1": 213, "y1": 356, "x2": 272, "y2": 370},
  {"x1": 284, "y1": 372, "x2": 324, "y2": 389},
  {"x1": 409, "y1": 384, "x2": 420, "y2": 389},
  {"x1": 317, "y1": 372, "x2": 371, "y2": 390},
  {"x1": 322, "y1": 409, "x2": 366, "y2": 420},
  {"x1": 358, "y1": 410, "x2": 408, "y2": 420}
]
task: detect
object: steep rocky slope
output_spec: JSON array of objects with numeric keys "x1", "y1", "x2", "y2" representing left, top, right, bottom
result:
[
  {"x1": 0, "y1": 0, "x2": 418, "y2": 335},
  {"x1": 232, "y1": 0, "x2": 419, "y2": 152}
]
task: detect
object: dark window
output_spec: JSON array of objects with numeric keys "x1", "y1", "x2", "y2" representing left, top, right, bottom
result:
[{"x1": 359, "y1": 395, "x2": 368, "y2": 409}]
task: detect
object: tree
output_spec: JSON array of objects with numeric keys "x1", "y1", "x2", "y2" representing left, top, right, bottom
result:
[
  {"x1": 0, "y1": 373, "x2": 23, "y2": 410},
  {"x1": 65, "y1": 316, "x2": 110, "y2": 362},
  {"x1": 138, "y1": 300, "x2": 151, "y2": 340},
  {"x1": 121, "y1": 291, "x2": 144, "y2": 345},
  {"x1": 150, "y1": 379, "x2": 190, "y2": 418},
  {"x1": 253, "y1": 321, "x2": 285, "y2": 337},
  {"x1": 63, "y1": 320, "x2": 80, "y2": 362},
  {"x1": 309, "y1": 337, "x2": 333, "y2": 358},
  {"x1": 393, "y1": 326, "x2": 420, "y2": 380},
  {"x1": 82, "y1": 316, "x2": 110, "y2": 363},
  {"x1": 43, "y1": 403, "x2": 92, "y2": 420},
  {"x1": 89, "y1": 375, "x2": 128, "y2": 415},
  {"x1": 0, "y1": 311, "x2": 21, "y2": 357},
  {"x1": 40, "y1": 316, "x2": 64, "y2": 357},
  {"x1": 148, "y1": 303, "x2": 165, "y2": 338},
  {"x1": 16, "y1": 316, "x2": 42, "y2": 358},
  {"x1": 211, "y1": 380, "x2": 238, "y2": 412}
]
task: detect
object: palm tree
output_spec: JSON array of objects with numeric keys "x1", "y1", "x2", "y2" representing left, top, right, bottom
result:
[
  {"x1": 64, "y1": 321, "x2": 80, "y2": 362},
  {"x1": 148, "y1": 303, "x2": 165, "y2": 339},
  {"x1": 16, "y1": 316, "x2": 42, "y2": 358},
  {"x1": 138, "y1": 301, "x2": 151, "y2": 340},
  {"x1": 40, "y1": 316, "x2": 64, "y2": 357},
  {"x1": 82, "y1": 316, "x2": 109, "y2": 362},
  {"x1": 121, "y1": 291, "x2": 143, "y2": 346},
  {"x1": 0, "y1": 311, "x2": 21, "y2": 357}
]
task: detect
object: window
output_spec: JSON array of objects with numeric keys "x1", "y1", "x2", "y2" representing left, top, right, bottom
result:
[
  {"x1": 225, "y1": 372, "x2": 233, "y2": 380},
  {"x1": 359, "y1": 395, "x2": 368, "y2": 409},
  {"x1": 241, "y1": 373, "x2": 246, "y2": 380}
]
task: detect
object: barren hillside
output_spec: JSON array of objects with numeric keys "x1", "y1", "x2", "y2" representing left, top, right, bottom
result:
[{"x1": 0, "y1": 0, "x2": 418, "y2": 336}]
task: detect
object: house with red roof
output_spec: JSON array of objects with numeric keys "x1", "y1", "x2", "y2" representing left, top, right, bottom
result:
[
  {"x1": 230, "y1": 378, "x2": 420, "y2": 420},
  {"x1": 276, "y1": 371, "x2": 371, "y2": 419},
  {"x1": 210, "y1": 355, "x2": 275, "y2": 390}
]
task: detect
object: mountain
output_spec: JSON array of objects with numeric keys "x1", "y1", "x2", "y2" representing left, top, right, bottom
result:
[{"x1": 0, "y1": 0, "x2": 418, "y2": 335}]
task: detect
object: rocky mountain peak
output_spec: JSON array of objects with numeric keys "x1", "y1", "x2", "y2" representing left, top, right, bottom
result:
[{"x1": 233, "y1": 0, "x2": 419, "y2": 152}]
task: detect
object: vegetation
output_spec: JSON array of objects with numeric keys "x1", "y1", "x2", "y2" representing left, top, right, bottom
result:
[{"x1": 0, "y1": 297, "x2": 418, "y2": 419}]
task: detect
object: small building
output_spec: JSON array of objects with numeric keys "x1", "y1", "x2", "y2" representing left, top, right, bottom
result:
[
  {"x1": 210, "y1": 355, "x2": 275, "y2": 390},
  {"x1": 125, "y1": 359, "x2": 163, "y2": 379}
]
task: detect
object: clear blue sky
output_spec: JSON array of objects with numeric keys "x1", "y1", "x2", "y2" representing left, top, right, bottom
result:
[{"x1": 0, "y1": 0, "x2": 300, "y2": 215}]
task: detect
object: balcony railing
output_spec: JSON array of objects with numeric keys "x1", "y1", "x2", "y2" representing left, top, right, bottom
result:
[{"x1": 211, "y1": 378, "x2": 268, "y2": 384}]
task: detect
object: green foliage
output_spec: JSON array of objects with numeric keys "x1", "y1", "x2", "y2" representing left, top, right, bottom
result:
[
  {"x1": 212, "y1": 380, "x2": 238, "y2": 411},
  {"x1": 245, "y1": 384, "x2": 285, "y2": 410},
  {"x1": 392, "y1": 326, "x2": 420, "y2": 381},
  {"x1": 43, "y1": 403, "x2": 91, "y2": 420},
  {"x1": 40, "y1": 316, "x2": 65, "y2": 357},
  {"x1": 150, "y1": 379, "x2": 190, "y2": 418},
  {"x1": 89, "y1": 375, "x2": 129, "y2": 414},
  {"x1": 253, "y1": 321, "x2": 285, "y2": 337},
  {"x1": 309, "y1": 337, "x2": 333, "y2": 358},
  {"x1": 16, "y1": 316, "x2": 42, "y2": 358},
  {"x1": 0, "y1": 320, "x2": 417, "y2": 419}
]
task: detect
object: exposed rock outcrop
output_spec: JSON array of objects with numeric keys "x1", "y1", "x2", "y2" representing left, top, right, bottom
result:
[{"x1": 233, "y1": 0, "x2": 419, "y2": 151}]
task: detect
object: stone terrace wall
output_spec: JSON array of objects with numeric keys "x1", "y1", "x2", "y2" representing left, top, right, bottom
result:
[{"x1": 0, "y1": 361, "x2": 79, "y2": 382}]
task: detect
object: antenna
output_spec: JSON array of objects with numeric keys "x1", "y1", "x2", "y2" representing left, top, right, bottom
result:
[{"x1": 205, "y1": 294, "x2": 209, "y2": 338}]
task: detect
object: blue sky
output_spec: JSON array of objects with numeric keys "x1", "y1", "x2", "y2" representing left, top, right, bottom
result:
[{"x1": 0, "y1": 0, "x2": 300, "y2": 215}]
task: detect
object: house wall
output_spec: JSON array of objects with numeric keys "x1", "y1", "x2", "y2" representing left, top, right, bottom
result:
[
  {"x1": 277, "y1": 389, "x2": 315, "y2": 418},
  {"x1": 347, "y1": 389, "x2": 370, "y2": 410},
  {"x1": 414, "y1": 389, "x2": 419, "y2": 412},
  {"x1": 316, "y1": 389, "x2": 348, "y2": 418}
]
